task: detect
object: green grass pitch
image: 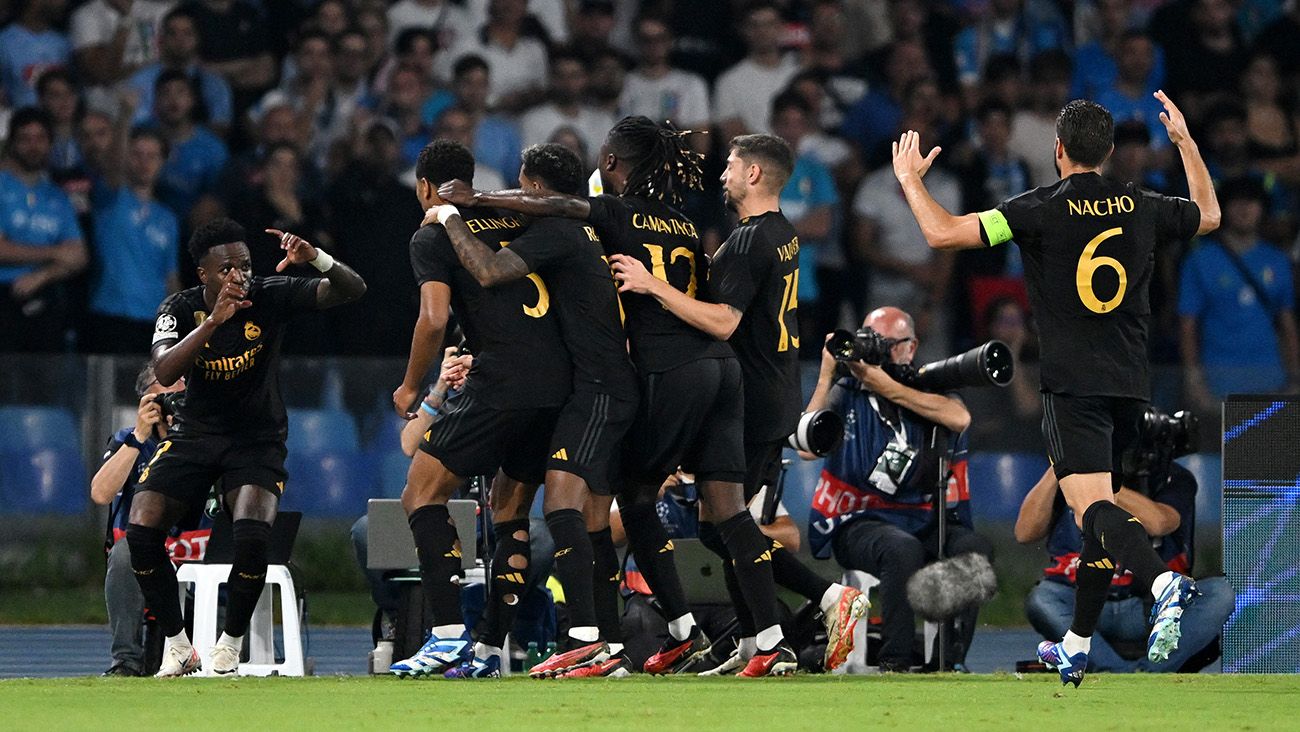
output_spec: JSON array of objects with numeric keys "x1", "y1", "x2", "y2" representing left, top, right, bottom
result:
[{"x1": 2, "y1": 674, "x2": 1297, "y2": 731}]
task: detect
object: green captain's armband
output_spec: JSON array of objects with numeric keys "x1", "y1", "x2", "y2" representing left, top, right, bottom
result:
[{"x1": 978, "y1": 209, "x2": 1013, "y2": 247}]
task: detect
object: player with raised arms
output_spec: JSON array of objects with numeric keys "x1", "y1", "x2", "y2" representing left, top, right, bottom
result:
[
  {"x1": 888, "y1": 91, "x2": 1220, "y2": 686},
  {"x1": 134, "y1": 219, "x2": 366, "y2": 676}
]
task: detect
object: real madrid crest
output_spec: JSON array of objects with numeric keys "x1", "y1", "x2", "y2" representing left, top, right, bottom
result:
[{"x1": 244, "y1": 321, "x2": 261, "y2": 341}]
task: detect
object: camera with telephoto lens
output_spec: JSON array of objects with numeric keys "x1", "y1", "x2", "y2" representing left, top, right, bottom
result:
[
  {"x1": 1124, "y1": 407, "x2": 1198, "y2": 493},
  {"x1": 825, "y1": 327, "x2": 1015, "y2": 392},
  {"x1": 786, "y1": 409, "x2": 845, "y2": 456}
]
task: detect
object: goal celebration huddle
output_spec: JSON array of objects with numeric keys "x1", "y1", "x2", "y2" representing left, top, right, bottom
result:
[{"x1": 135, "y1": 83, "x2": 1218, "y2": 684}]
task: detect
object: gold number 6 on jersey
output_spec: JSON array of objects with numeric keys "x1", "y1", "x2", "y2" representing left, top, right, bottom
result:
[{"x1": 1076, "y1": 227, "x2": 1127, "y2": 313}]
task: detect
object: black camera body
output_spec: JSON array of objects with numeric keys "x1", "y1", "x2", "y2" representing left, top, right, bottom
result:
[
  {"x1": 825, "y1": 327, "x2": 1015, "y2": 393},
  {"x1": 826, "y1": 327, "x2": 897, "y2": 366},
  {"x1": 154, "y1": 391, "x2": 184, "y2": 419},
  {"x1": 1124, "y1": 407, "x2": 1198, "y2": 492}
]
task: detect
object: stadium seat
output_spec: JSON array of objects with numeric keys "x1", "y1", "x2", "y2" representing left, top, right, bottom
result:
[
  {"x1": 377, "y1": 450, "x2": 411, "y2": 499},
  {"x1": 966, "y1": 452, "x2": 1050, "y2": 522},
  {"x1": 0, "y1": 406, "x2": 79, "y2": 453},
  {"x1": 363, "y1": 412, "x2": 406, "y2": 454},
  {"x1": 282, "y1": 451, "x2": 370, "y2": 518},
  {"x1": 286, "y1": 408, "x2": 360, "y2": 454},
  {"x1": 0, "y1": 449, "x2": 88, "y2": 514}
]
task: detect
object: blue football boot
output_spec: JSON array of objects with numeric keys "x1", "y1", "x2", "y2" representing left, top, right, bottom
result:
[
  {"x1": 389, "y1": 631, "x2": 472, "y2": 678},
  {"x1": 1148, "y1": 575, "x2": 1200, "y2": 663},
  {"x1": 1037, "y1": 640, "x2": 1088, "y2": 688}
]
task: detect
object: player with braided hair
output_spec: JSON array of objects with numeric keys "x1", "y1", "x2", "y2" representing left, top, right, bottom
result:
[{"x1": 436, "y1": 116, "x2": 796, "y2": 676}]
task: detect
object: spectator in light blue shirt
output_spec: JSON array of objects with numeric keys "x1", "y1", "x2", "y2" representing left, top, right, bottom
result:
[
  {"x1": 953, "y1": 0, "x2": 1069, "y2": 92},
  {"x1": 1179, "y1": 177, "x2": 1299, "y2": 409},
  {"x1": 83, "y1": 127, "x2": 179, "y2": 353},
  {"x1": 151, "y1": 69, "x2": 228, "y2": 226},
  {"x1": 0, "y1": 107, "x2": 87, "y2": 351},
  {"x1": 127, "y1": 6, "x2": 233, "y2": 135},
  {"x1": 1093, "y1": 33, "x2": 1170, "y2": 150},
  {"x1": 0, "y1": 0, "x2": 72, "y2": 110}
]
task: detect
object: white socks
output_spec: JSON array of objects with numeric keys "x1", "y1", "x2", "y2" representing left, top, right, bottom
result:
[
  {"x1": 569, "y1": 625, "x2": 600, "y2": 643},
  {"x1": 215, "y1": 632, "x2": 242, "y2": 651},
  {"x1": 473, "y1": 642, "x2": 503, "y2": 660},
  {"x1": 1151, "y1": 571, "x2": 1177, "y2": 601},
  {"x1": 608, "y1": 642, "x2": 625, "y2": 656},
  {"x1": 166, "y1": 630, "x2": 192, "y2": 650},
  {"x1": 432, "y1": 624, "x2": 466, "y2": 638},
  {"x1": 668, "y1": 613, "x2": 696, "y2": 642},
  {"x1": 755, "y1": 624, "x2": 784, "y2": 653},
  {"x1": 819, "y1": 584, "x2": 846, "y2": 615},
  {"x1": 1062, "y1": 630, "x2": 1091, "y2": 657}
]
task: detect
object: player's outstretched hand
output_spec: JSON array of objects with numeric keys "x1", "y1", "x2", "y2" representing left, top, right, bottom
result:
[
  {"x1": 393, "y1": 382, "x2": 420, "y2": 420},
  {"x1": 437, "y1": 179, "x2": 479, "y2": 207},
  {"x1": 1154, "y1": 90, "x2": 1189, "y2": 146},
  {"x1": 891, "y1": 129, "x2": 941, "y2": 182},
  {"x1": 267, "y1": 229, "x2": 319, "y2": 272},
  {"x1": 210, "y1": 272, "x2": 252, "y2": 325},
  {"x1": 609, "y1": 253, "x2": 656, "y2": 295}
]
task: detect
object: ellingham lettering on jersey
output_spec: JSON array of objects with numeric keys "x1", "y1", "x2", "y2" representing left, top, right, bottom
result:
[
  {"x1": 1067, "y1": 196, "x2": 1135, "y2": 217},
  {"x1": 776, "y1": 237, "x2": 801, "y2": 263},
  {"x1": 631, "y1": 212, "x2": 699, "y2": 238},
  {"x1": 464, "y1": 216, "x2": 523, "y2": 234}
]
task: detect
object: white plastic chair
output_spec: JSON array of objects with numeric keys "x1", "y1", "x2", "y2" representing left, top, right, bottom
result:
[{"x1": 175, "y1": 562, "x2": 305, "y2": 676}]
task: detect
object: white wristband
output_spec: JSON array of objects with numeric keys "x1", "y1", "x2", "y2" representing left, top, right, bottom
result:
[
  {"x1": 309, "y1": 249, "x2": 335, "y2": 272},
  {"x1": 435, "y1": 204, "x2": 460, "y2": 226}
]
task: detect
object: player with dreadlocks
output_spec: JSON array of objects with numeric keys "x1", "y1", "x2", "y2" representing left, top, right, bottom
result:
[{"x1": 437, "y1": 116, "x2": 797, "y2": 676}]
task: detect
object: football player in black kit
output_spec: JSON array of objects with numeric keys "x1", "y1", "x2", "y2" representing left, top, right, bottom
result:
[
  {"x1": 423, "y1": 143, "x2": 640, "y2": 679},
  {"x1": 612, "y1": 133, "x2": 867, "y2": 676},
  {"x1": 890, "y1": 92, "x2": 1220, "y2": 686},
  {"x1": 389, "y1": 140, "x2": 575, "y2": 678},
  {"x1": 133, "y1": 219, "x2": 366, "y2": 677},
  {"x1": 437, "y1": 117, "x2": 796, "y2": 676}
]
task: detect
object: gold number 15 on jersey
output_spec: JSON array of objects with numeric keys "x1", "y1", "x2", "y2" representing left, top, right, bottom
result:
[
  {"x1": 778, "y1": 270, "x2": 800, "y2": 352},
  {"x1": 1076, "y1": 227, "x2": 1127, "y2": 313}
]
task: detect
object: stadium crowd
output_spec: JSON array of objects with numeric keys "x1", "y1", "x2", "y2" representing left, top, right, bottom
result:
[
  {"x1": 0, "y1": 0, "x2": 1296, "y2": 403},
  {"x1": 0, "y1": 0, "x2": 1271, "y2": 678}
]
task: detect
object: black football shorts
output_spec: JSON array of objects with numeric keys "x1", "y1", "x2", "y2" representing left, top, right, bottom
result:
[
  {"x1": 419, "y1": 388, "x2": 559, "y2": 485},
  {"x1": 1041, "y1": 392, "x2": 1147, "y2": 484},
  {"x1": 742, "y1": 439, "x2": 784, "y2": 504},
  {"x1": 545, "y1": 389, "x2": 637, "y2": 496},
  {"x1": 135, "y1": 433, "x2": 287, "y2": 505},
  {"x1": 623, "y1": 356, "x2": 746, "y2": 485}
]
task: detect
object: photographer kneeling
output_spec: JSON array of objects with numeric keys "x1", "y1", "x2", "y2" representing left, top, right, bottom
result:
[
  {"x1": 90, "y1": 364, "x2": 210, "y2": 676},
  {"x1": 805, "y1": 306, "x2": 993, "y2": 672},
  {"x1": 1016, "y1": 408, "x2": 1235, "y2": 673}
]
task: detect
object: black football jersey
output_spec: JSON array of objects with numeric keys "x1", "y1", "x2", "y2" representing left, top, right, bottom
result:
[
  {"x1": 979, "y1": 172, "x2": 1200, "y2": 398},
  {"x1": 587, "y1": 194, "x2": 732, "y2": 373},
  {"x1": 509, "y1": 216, "x2": 638, "y2": 399},
  {"x1": 706, "y1": 210, "x2": 803, "y2": 443},
  {"x1": 409, "y1": 208, "x2": 572, "y2": 409},
  {"x1": 151, "y1": 276, "x2": 319, "y2": 439}
]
